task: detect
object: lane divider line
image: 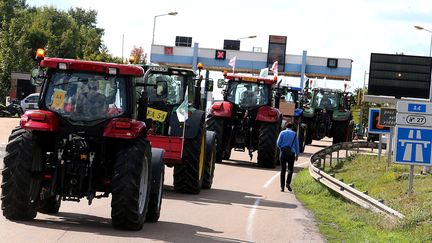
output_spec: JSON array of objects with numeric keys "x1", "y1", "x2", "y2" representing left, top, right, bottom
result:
[
  {"x1": 246, "y1": 198, "x2": 261, "y2": 242},
  {"x1": 263, "y1": 172, "x2": 280, "y2": 188},
  {"x1": 296, "y1": 161, "x2": 309, "y2": 167}
]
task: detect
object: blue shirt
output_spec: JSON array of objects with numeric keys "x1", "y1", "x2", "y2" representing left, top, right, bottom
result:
[{"x1": 276, "y1": 128, "x2": 300, "y2": 156}]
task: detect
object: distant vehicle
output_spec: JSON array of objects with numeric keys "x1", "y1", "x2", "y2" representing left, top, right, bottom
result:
[
  {"x1": 20, "y1": 93, "x2": 39, "y2": 111},
  {"x1": 0, "y1": 100, "x2": 23, "y2": 117}
]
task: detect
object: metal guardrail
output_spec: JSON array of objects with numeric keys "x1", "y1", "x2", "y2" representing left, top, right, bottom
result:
[{"x1": 308, "y1": 141, "x2": 405, "y2": 219}]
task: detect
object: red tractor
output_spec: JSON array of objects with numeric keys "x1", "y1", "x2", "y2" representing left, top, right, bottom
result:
[
  {"x1": 1, "y1": 49, "x2": 165, "y2": 230},
  {"x1": 207, "y1": 73, "x2": 282, "y2": 168},
  {"x1": 135, "y1": 63, "x2": 217, "y2": 194}
]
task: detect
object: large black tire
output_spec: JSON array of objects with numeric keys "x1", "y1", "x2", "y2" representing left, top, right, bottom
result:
[
  {"x1": 202, "y1": 131, "x2": 216, "y2": 189},
  {"x1": 146, "y1": 148, "x2": 165, "y2": 223},
  {"x1": 299, "y1": 125, "x2": 307, "y2": 153},
  {"x1": 305, "y1": 122, "x2": 313, "y2": 145},
  {"x1": 38, "y1": 195, "x2": 61, "y2": 214},
  {"x1": 174, "y1": 121, "x2": 205, "y2": 194},
  {"x1": 257, "y1": 122, "x2": 279, "y2": 168},
  {"x1": 222, "y1": 149, "x2": 231, "y2": 161},
  {"x1": 332, "y1": 121, "x2": 350, "y2": 144},
  {"x1": 111, "y1": 138, "x2": 152, "y2": 230},
  {"x1": 206, "y1": 115, "x2": 225, "y2": 163},
  {"x1": 1, "y1": 130, "x2": 41, "y2": 220},
  {"x1": 8, "y1": 126, "x2": 25, "y2": 142}
]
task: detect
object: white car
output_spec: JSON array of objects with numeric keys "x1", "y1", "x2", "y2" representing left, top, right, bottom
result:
[{"x1": 20, "y1": 93, "x2": 39, "y2": 112}]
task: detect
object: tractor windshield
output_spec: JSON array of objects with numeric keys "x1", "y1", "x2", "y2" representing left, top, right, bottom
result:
[
  {"x1": 313, "y1": 90, "x2": 337, "y2": 110},
  {"x1": 226, "y1": 82, "x2": 269, "y2": 109},
  {"x1": 144, "y1": 73, "x2": 191, "y2": 106},
  {"x1": 44, "y1": 70, "x2": 127, "y2": 121}
]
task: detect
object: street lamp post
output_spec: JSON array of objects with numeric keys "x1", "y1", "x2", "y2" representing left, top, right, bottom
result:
[
  {"x1": 415, "y1": 25, "x2": 432, "y2": 174},
  {"x1": 414, "y1": 25, "x2": 432, "y2": 57},
  {"x1": 152, "y1": 12, "x2": 178, "y2": 45},
  {"x1": 236, "y1": 35, "x2": 257, "y2": 40},
  {"x1": 236, "y1": 35, "x2": 257, "y2": 51}
]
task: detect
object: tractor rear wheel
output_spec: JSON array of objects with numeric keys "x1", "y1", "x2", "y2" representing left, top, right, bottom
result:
[
  {"x1": 38, "y1": 195, "x2": 61, "y2": 214},
  {"x1": 111, "y1": 138, "x2": 152, "y2": 230},
  {"x1": 299, "y1": 126, "x2": 307, "y2": 153},
  {"x1": 1, "y1": 130, "x2": 41, "y2": 220},
  {"x1": 174, "y1": 121, "x2": 205, "y2": 194},
  {"x1": 8, "y1": 126, "x2": 26, "y2": 142},
  {"x1": 257, "y1": 122, "x2": 279, "y2": 168},
  {"x1": 206, "y1": 115, "x2": 225, "y2": 163},
  {"x1": 202, "y1": 131, "x2": 216, "y2": 189},
  {"x1": 332, "y1": 121, "x2": 350, "y2": 144}
]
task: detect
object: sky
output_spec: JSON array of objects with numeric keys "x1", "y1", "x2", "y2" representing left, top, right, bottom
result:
[{"x1": 27, "y1": 0, "x2": 432, "y2": 91}]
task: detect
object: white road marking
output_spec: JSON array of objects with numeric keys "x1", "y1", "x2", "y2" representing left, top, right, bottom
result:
[
  {"x1": 296, "y1": 161, "x2": 309, "y2": 167},
  {"x1": 263, "y1": 172, "x2": 280, "y2": 188},
  {"x1": 246, "y1": 198, "x2": 261, "y2": 242}
]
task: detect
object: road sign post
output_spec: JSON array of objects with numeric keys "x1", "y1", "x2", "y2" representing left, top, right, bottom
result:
[
  {"x1": 395, "y1": 101, "x2": 432, "y2": 194},
  {"x1": 379, "y1": 108, "x2": 396, "y2": 168},
  {"x1": 368, "y1": 108, "x2": 390, "y2": 159}
]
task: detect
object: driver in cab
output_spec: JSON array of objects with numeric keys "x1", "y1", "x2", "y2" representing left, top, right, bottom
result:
[
  {"x1": 319, "y1": 93, "x2": 332, "y2": 109},
  {"x1": 240, "y1": 85, "x2": 257, "y2": 107},
  {"x1": 75, "y1": 79, "x2": 107, "y2": 117}
]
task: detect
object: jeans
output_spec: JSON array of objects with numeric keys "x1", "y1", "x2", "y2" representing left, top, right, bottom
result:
[{"x1": 280, "y1": 150, "x2": 295, "y2": 188}]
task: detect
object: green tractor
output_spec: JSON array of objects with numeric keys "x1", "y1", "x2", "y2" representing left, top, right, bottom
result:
[
  {"x1": 302, "y1": 87, "x2": 355, "y2": 145},
  {"x1": 135, "y1": 63, "x2": 217, "y2": 194}
]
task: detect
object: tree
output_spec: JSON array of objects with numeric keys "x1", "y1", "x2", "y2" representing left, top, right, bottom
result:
[
  {"x1": 0, "y1": 4, "x2": 124, "y2": 102},
  {"x1": 130, "y1": 46, "x2": 147, "y2": 64}
]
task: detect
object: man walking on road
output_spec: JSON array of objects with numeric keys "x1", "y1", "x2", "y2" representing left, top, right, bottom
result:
[{"x1": 277, "y1": 122, "x2": 299, "y2": 192}]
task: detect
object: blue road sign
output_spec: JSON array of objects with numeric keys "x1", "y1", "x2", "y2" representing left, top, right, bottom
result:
[
  {"x1": 395, "y1": 126, "x2": 432, "y2": 166},
  {"x1": 408, "y1": 104, "x2": 426, "y2": 113},
  {"x1": 368, "y1": 108, "x2": 390, "y2": 134},
  {"x1": 397, "y1": 101, "x2": 432, "y2": 114}
]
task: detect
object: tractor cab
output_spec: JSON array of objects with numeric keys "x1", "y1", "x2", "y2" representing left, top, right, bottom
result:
[{"x1": 222, "y1": 74, "x2": 276, "y2": 111}]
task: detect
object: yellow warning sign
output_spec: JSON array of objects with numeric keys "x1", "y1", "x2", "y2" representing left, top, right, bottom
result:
[{"x1": 51, "y1": 89, "x2": 66, "y2": 111}]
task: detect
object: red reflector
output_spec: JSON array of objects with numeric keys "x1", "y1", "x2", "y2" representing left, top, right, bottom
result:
[
  {"x1": 114, "y1": 121, "x2": 132, "y2": 129},
  {"x1": 212, "y1": 103, "x2": 222, "y2": 110},
  {"x1": 103, "y1": 178, "x2": 111, "y2": 185},
  {"x1": 30, "y1": 112, "x2": 47, "y2": 121},
  {"x1": 43, "y1": 174, "x2": 53, "y2": 180}
]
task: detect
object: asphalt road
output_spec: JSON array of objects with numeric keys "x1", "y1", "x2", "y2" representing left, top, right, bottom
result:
[{"x1": 0, "y1": 118, "x2": 328, "y2": 242}]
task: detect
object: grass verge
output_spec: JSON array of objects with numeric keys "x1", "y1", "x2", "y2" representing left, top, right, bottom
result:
[{"x1": 292, "y1": 154, "x2": 432, "y2": 242}]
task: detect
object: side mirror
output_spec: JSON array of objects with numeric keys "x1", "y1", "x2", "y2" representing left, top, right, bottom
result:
[
  {"x1": 206, "y1": 78, "x2": 214, "y2": 92},
  {"x1": 217, "y1": 79, "x2": 225, "y2": 89},
  {"x1": 30, "y1": 68, "x2": 45, "y2": 86},
  {"x1": 156, "y1": 81, "x2": 168, "y2": 98}
]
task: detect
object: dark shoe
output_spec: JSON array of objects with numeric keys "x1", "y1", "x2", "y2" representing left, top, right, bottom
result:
[
  {"x1": 280, "y1": 188, "x2": 284, "y2": 192},
  {"x1": 286, "y1": 185, "x2": 292, "y2": 192}
]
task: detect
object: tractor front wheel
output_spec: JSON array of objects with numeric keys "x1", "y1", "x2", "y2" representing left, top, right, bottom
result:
[
  {"x1": 146, "y1": 148, "x2": 165, "y2": 223},
  {"x1": 206, "y1": 116, "x2": 225, "y2": 163},
  {"x1": 202, "y1": 131, "x2": 217, "y2": 189},
  {"x1": 174, "y1": 122, "x2": 205, "y2": 194},
  {"x1": 38, "y1": 195, "x2": 61, "y2": 214}
]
